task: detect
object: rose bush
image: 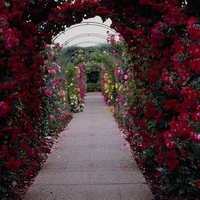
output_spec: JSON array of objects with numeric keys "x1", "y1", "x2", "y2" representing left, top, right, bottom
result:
[
  {"x1": 0, "y1": 1, "x2": 97, "y2": 198},
  {"x1": 104, "y1": 2, "x2": 200, "y2": 198},
  {"x1": 39, "y1": 43, "x2": 70, "y2": 137},
  {"x1": 64, "y1": 62, "x2": 85, "y2": 113}
]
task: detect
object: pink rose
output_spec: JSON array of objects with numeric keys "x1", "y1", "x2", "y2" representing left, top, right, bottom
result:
[{"x1": 0, "y1": 101, "x2": 11, "y2": 118}]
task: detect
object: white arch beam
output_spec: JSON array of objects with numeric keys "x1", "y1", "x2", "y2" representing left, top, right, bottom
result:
[
  {"x1": 53, "y1": 21, "x2": 117, "y2": 41},
  {"x1": 61, "y1": 33, "x2": 108, "y2": 47}
]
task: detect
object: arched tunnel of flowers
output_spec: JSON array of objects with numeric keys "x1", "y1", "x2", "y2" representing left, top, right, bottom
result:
[
  {"x1": 0, "y1": 0, "x2": 200, "y2": 199},
  {"x1": 56, "y1": 45, "x2": 114, "y2": 94}
]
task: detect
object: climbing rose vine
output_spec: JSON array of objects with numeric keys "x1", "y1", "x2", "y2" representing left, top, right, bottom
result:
[{"x1": 105, "y1": 5, "x2": 200, "y2": 197}]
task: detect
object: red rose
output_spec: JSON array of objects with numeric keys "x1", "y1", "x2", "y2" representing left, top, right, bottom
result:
[
  {"x1": 8, "y1": 11, "x2": 22, "y2": 22},
  {"x1": 1, "y1": 144, "x2": 9, "y2": 157},
  {"x1": 147, "y1": 69, "x2": 160, "y2": 84},
  {"x1": 26, "y1": 169, "x2": 32, "y2": 178},
  {"x1": 30, "y1": 161, "x2": 36, "y2": 171},
  {"x1": 188, "y1": 43, "x2": 200, "y2": 58},
  {"x1": 161, "y1": 71, "x2": 174, "y2": 84},
  {"x1": 195, "y1": 180, "x2": 200, "y2": 188},
  {"x1": 11, "y1": 160, "x2": 21, "y2": 173},
  {"x1": 139, "y1": 120, "x2": 148, "y2": 130},
  {"x1": 155, "y1": 110, "x2": 163, "y2": 124},
  {"x1": 0, "y1": 101, "x2": 11, "y2": 118},
  {"x1": 139, "y1": 131, "x2": 150, "y2": 140},
  {"x1": 144, "y1": 102, "x2": 157, "y2": 118},
  {"x1": 189, "y1": 59, "x2": 200, "y2": 74},
  {"x1": 187, "y1": 17, "x2": 196, "y2": 29},
  {"x1": 164, "y1": 99, "x2": 176, "y2": 111},
  {"x1": 154, "y1": 141, "x2": 164, "y2": 152},
  {"x1": 21, "y1": 159, "x2": 26, "y2": 165},
  {"x1": 192, "y1": 109, "x2": 200, "y2": 122},
  {"x1": 166, "y1": 150, "x2": 179, "y2": 171},
  {"x1": 25, "y1": 144, "x2": 32, "y2": 157},
  {"x1": 156, "y1": 151, "x2": 164, "y2": 165},
  {"x1": 171, "y1": 37, "x2": 186, "y2": 54}
]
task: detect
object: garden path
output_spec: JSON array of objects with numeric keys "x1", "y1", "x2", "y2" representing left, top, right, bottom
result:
[{"x1": 23, "y1": 92, "x2": 154, "y2": 200}]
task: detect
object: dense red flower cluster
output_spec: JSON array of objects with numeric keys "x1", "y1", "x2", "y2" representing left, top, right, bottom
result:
[
  {"x1": 102, "y1": 0, "x2": 200, "y2": 197},
  {"x1": 165, "y1": 150, "x2": 179, "y2": 171},
  {"x1": 144, "y1": 102, "x2": 157, "y2": 118},
  {"x1": 0, "y1": 102, "x2": 11, "y2": 118}
]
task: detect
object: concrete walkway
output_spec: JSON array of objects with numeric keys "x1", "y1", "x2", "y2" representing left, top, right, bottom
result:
[{"x1": 23, "y1": 92, "x2": 154, "y2": 200}]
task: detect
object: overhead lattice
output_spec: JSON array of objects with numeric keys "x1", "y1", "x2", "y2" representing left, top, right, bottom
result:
[{"x1": 53, "y1": 20, "x2": 118, "y2": 47}]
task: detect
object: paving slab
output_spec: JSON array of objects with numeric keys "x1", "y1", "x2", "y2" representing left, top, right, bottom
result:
[{"x1": 23, "y1": 92, "x2": 154, "y2": 200}]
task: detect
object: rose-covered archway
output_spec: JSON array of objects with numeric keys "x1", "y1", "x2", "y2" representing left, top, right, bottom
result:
[{"x1": 0, "y1": 0, "x2": 200, "y2": 199}]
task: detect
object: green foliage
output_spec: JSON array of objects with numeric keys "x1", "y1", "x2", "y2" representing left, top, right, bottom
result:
[
  {"x1": 87, "y1": 82, "x2": 101, "y2": 92},
  {"x1": 56, "y1": 44, "x2": 117, "y2": 94},
  {"x1": 87, "y1": 71, "x2": 99, "y2": 83}
]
